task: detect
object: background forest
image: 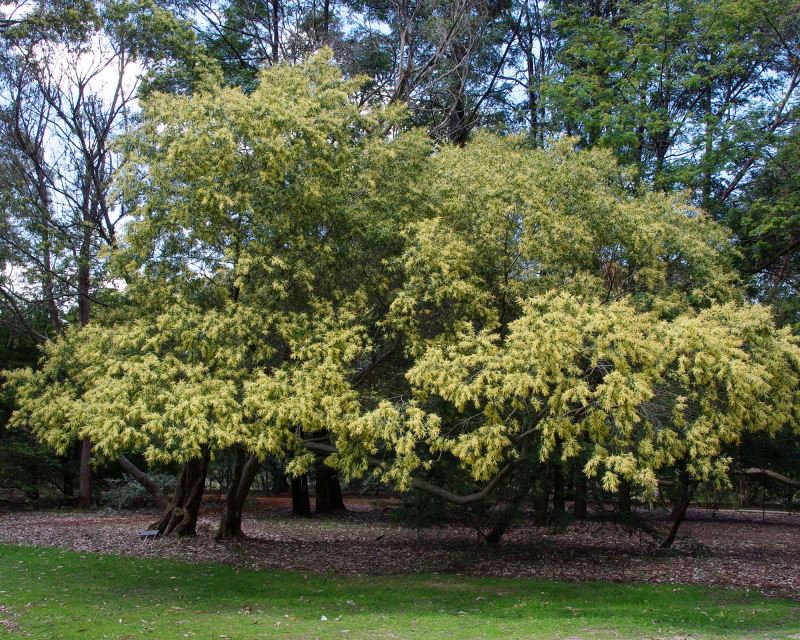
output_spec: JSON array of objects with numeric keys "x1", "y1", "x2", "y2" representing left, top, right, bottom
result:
[{"x1": 0, "y1": 0, "x2": 799, "y2": 547}]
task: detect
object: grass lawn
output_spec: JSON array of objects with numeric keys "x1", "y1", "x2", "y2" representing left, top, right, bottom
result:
[{"x1": 0, "y1": 544, "x2": 798, "y2": 639}]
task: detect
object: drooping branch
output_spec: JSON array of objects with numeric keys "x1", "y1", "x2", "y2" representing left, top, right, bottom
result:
[
  {"x1": 732, "y1": 468, "x2": 800, "y2": 489},
  {"x1": 118, "y1": 455, "x2": 168, "y2": 510},
  {"x1": 302, "y1": 438, "x2": 528, "y2": 506}
]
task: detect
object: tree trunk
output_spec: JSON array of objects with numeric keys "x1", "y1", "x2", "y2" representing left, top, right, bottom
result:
[
  {"x1": 661, "y1": 478, "x2": 696, "y2": 549},
  {"x1": 532, "y1": 475, "x2": 551, "y2": 527},
  {"x1": 38, "y1": 168, "x2": 62, "y2": 337},
  {"x1": 701, "y1": 68, "x2": 715, "y2": 213},
  {"x1": 618, "y1": 480, "x2": 632, "y2": 516},
  {"x1": 75, "y1": 437, "x2": 92, "y2": 509},
  {"x1": 485, "y1": 480, "x2": 533, "y2": 545},
  {"x1": 151, "y1": 448, "x2": 210, "y2": 537},
  {"x1": 573, "y1": 462, "x2": 587, "y2": 519},
  {"x1": 215, "y1": 450, "x2": 260, "y2": 540},
  {"x1": 315, "y1": 460, "x2": 346, "y2": 514},
  {"x1": 62, "y1": 468, "x2": 74, "y2": 506},
  {"x1": 552, "y1": 463, "x2": 565, "y2": 516},
  {"x1": 321, "y1": 0, "x2": 330, "y2": 42},
  {"x1": 525, "y1": 34, "x2": 537, "y2": 141},
  {"x1": 446, "y1": 39, "x2": 469, "y2": 145},
  {"x1": 272, "y1": 466, "x2": 289, "y2": 493},
  {"x1": 271, "y1": 0, "x2": 280, "y2": 61},
  {"x1": 75, "y1": 234, "x2": 93, "y2": 510},
  {"x1": 291, "y1": 474, "x2": 311, "y2": 516},
  {"x1": 329, "y1": 470, "x2": 346, "y2": 511},
  {"x1": 118, "y1": 455, "x2": 167, "y2": 510}
]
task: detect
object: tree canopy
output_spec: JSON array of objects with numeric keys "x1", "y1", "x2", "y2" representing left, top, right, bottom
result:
[
  {"x1": 6, "y1": 54, "x2": 800, "y2": 530},
  {"x1": 1, "y1": 0, "x2": 799, "y2": 541}
]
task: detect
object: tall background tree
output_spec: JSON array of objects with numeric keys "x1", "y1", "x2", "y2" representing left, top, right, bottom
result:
[{"x1": 0, "y1": 0, "x2": 208, "y2": 506}]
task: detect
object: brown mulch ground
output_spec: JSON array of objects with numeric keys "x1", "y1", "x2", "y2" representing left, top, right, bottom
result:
[{"x1": 0, "y1": 498, "x2": 798, "y2": 597}]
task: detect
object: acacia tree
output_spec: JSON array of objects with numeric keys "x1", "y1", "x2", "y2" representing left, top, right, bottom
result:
[
  {"x1": 301, "y1": 135, "x2": 800, "y2": 545},
  {"x1": 7, "y1": 56, "x2": 799, "y2": 547},
  {"x1": 6, "y1": 52, "x2": 431, "y2": 536}
]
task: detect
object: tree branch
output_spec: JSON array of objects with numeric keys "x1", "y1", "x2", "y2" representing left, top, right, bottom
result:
[
  {"x1": 732, "y1": 467, "x2": 800, "y2": 489},
  {"x1": 302, "y1": 439, "x2": 527, "y2": 506},
  {"x1": 118, "y1": 455, "x2": 168, "y2": 510}
]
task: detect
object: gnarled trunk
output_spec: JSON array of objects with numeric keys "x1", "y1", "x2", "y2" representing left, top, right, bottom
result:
[
  {"x1": 291, "y1": 474, "x2": 311, "y2": 516},
  {"x1": 661, "y1": 472, "x2": 696, "y2": 549},
  {"x1": 215, "y1": 450, "x2": 260, "y2": 540},
  {"x1": 314, "y1": 460, "x2": 346, "y2": 514},
  {"x1": 151, "y1": 448, "x2": 210, "y2": 537},
  {"x1": 485, "y1": 479, "x2": 533, "y2": 545}
]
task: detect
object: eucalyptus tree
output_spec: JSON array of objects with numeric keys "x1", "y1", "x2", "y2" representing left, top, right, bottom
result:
[
  {"x1": 166, "y1": 0, "x2": 525, "y2": 141},
  {"x1": 730, "y1": 127, "x2": 800, "y2": 328},
  {"x1": 543, "y1": 0, "x2": 800, "y2": 211},
  {"x1": 0, "y1": 0, "x2": 208, "y2": 506}
]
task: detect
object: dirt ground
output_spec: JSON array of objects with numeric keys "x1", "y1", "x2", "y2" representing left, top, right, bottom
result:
[{"x1": 0, "y1": 497, "x2": 798, "y2": 598}]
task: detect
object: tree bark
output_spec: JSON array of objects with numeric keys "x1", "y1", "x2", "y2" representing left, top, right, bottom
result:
[
  {"x1": 151, "y1": 448, "x2": 210, "y2": 537},
  {"x1": 321, "y1": 0, "x2": 330, "y2": 42},
  {"x1": 618, "y1": 480, "x2": 632, "y2": 516},
  {"x1": 329, "y1": 470, "x2": 346, "y2": 511},
  {"x1": 532, "y1": 475, "x2": 551, "y2": 527},
  {"x1": 118, "y1": 455, "x2": 168, "y2": 510},
  {"x1": 552, "y1": 462, "x2": 565, "y2": 516},
  {"x1": 291, "y1": 474, "x2": 311, "y2": 516},
  {"x1": 215, "y1": 450, "x2": 260, "y2": 540},
  {"x1": 271, "y1": 0, "x2": 280, "y2": 61},
  {"x1": 733, "y1": 468, "x2": 800, "y2": 489},
  {"x1": 701, "y1": 79, "x2": 714, "y2": 213},
  {"x1": 75, "y1": 437, "x2": 92, "y2": 509},
  {"x1": 74, "y1": 230, "x2": 93, "y2": 510},
  {"x1": 62, "y1": 468, "x2": 74, "y2": 506},
  {"x1": 573, "y1": 462, "x2": 587, "y2": 519},
  {"x1": 661, "y1": 476, "x2": 696, "y2": 549},
  {"x1": 485, "y1": 477, "x2": 534, "y2": 545},
  {"x1": 314, "y1": 459, "x2": 346, "y2": 514}
]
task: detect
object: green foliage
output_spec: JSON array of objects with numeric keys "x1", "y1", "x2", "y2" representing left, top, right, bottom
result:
[
  {"x1": 97, "y1": 472, "x2": 175, "y2": 509},
  {"x1": 4, "y1": 55, "x2": 799, "y2": 512},
  {"x1": 348, "y1": 134, "x2": 799, "y2": 498},
  {"x1": 545, "y1": 0, "x2": 799, "y2": 208},
  {"x1": 0, "y1": 325, "x2": 70, "y2": 502},
  {"x1": 5, "y1": 53, "x2": 430, "y2": 474},
  {"x1": 730, "y1": 128, "x2": 800, "y2": 328},
  {"x1": 0, "y1": 424, "x2": 67, "y2": 501}
]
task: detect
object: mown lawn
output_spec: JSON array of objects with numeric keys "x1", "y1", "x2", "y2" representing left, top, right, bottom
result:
[{"x1": 0, "y1": 544, "x2": 798, "y2": 639}]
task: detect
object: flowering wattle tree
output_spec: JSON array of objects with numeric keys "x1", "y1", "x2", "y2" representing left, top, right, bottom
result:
[{"x1": 7, "y1": 55, "x2": 800, "y2": 547}]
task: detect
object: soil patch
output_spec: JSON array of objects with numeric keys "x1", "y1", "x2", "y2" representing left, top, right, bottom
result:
[{"x1": 0, "y1": 501, "x2": 797, "y2": 597}]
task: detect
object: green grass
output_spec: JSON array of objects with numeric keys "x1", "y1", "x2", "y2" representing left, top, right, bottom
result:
[{"x1": 0, "y1": 544, "x2": 798, "y2": 639}]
